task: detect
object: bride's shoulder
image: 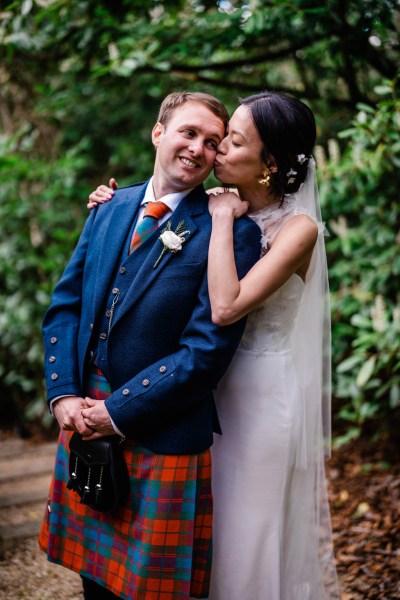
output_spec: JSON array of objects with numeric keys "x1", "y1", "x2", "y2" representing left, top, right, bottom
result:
[{"x1": 273, "y1": 213, "x2": 318, "y2": 247}]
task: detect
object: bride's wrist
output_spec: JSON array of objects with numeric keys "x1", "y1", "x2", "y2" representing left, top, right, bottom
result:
[{"x1": 212, "y1": 205, "x2": 236, "y2": 221}]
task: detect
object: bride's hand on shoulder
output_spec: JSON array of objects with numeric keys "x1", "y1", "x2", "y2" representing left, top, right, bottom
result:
[
  {"x1": 208, "y1": 189, "x2": 248, "y2": 219},
  {"x1": 87, "y1": 178, "x2": 118, "y2": 209}
]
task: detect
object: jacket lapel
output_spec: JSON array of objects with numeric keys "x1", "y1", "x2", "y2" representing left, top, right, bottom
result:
[
  {"x1": 93, "y1": 182, "x2": 146, "y2": 317},
  {"x1": 112, "y1": 185, "x2": 207, "y2": 325}
]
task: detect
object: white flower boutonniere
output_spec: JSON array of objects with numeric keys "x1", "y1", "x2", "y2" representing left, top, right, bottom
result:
[{"x1": 153, "y1": 221, "x2": 190, "y2": 269}]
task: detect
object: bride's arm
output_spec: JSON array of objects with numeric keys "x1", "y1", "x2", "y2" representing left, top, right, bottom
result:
[{"x1": 208, "y1": 195, "x2": 318, "y2": 326}]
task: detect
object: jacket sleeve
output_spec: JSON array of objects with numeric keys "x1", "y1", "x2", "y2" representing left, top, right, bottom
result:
[
  {"x1": 42, "y1": 209, "x2": 97, "y2": 400},
  {"x1": 105, "y1": 217, "x2": 261, "y2": 436}
]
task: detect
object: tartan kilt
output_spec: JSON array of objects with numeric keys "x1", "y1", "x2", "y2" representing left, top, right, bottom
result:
[{"x1": 39, "y1": 367, "x2": 213, "y2": 599}]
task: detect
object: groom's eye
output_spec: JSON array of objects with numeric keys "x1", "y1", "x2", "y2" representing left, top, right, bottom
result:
[{"x1": 206, "y1": 140, "x2": 218, "y2": 151}]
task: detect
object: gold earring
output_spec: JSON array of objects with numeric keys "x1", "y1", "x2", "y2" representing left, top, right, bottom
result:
[{"x1": 258, "y1": 168, "x2": 271, "y2": 187}]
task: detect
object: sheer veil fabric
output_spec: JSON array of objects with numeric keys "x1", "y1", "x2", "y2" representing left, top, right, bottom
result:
[
  {"x1": 254, "y1": 158, "x2": 332, "y2": 459},
  {"x1": 206, "y1": 158, "x2": 339, "y2": 600}
]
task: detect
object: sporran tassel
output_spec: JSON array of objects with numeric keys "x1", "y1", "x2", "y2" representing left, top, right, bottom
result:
[
  {"x1": 67, "y1": 457, "x2": 79, "y2": 491},
  {"x1": 95, "y1": 467, "x2": 104, "y2": 506},
  {"x1": 81, "y1": 467, "x2": 92, "y2": 504}
]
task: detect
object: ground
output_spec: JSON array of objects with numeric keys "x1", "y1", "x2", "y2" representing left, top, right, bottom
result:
[
  {"x1": 0, "y1": 434, "x2": 399, "y2": 599},
  {"x1": 328, "y1": 435, "x2": 400, "y2": 600}
]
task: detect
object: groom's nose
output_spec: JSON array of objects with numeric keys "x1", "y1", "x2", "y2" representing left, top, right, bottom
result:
[{"x1": 188, "y1": 137, "x2": 204, "y2": 156}]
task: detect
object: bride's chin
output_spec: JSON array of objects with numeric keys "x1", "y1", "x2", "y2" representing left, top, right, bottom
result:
[{"x1": 215, "y1": 176, "x2": 232, "y2": 185}]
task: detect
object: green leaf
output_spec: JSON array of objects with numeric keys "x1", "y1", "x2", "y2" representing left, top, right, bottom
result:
[
  {"x1": 351, "y1": 314, "x2": 372, "y2": 329},
  {"x1": 337, "y1": 354, "x2": 364, "y2": 373},
  {"x1": 389, "y1": 384, "x2": 400, "y2": 408},
  {"x1": 333, "y1": 427, "x2": 360, "y2": 448},
  {"x1": 356, "y1": 356, "x2": 377, "y2": 388}
]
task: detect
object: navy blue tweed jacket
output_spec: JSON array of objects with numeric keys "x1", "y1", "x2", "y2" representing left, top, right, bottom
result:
[{"x1": 42, "y1": 182, "x2": 261, "y2": 454}]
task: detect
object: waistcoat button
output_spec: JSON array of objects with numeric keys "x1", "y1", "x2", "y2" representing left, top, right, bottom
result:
[
  {"x1": 112, "y1": 287, "x2": 119, "y2": 295},
  {"x1": 119, "y1": 267, "x2": 126, "y2": 274},
  {"x1": 51, "y1": 373, "x2": 58, "y2": 380},
  {"x1": 99, "y1": 332, "x2": 107, "y2": 340},
  {"x1": 49, "y1": 356, "x2": 56, "y2": 363},
  {"x1": 50, "y1": 337, "x2": 57, "y2": 344}
]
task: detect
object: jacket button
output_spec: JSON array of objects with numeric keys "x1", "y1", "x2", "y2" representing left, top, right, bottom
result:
[
  {"x1": 122, "y1": 388, "x2": 130, "y2": 396},
  {"x1": 51, "y1": 373, "x2": 58, "y2": 381},
  {"x1": 99, "y1": 332, "x2": 107, "y2": 340},
  {"x1": 142, "y1": 379, "x2": 150, "y2": 387},
  {"x1": 89, "y1": 323, "x2": 93, "y2": 331},
  {"x1": 49, "y1": 356, "x2": 56, "y2": 363},
  {"x1": 112, "y1": 287, "x2": 119, "y2": 295},
  {"x1": 119, "y1": 267, "x2": 126, "y2": 274},
  {"x1": 50, "y1": 337, "x2": 57, "y2": 344},
  {"x1": 159, "y1": 365, "x2": 167, "y2": 373}
]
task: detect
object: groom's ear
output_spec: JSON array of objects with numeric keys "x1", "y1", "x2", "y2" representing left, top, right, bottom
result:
[{"x1": 151, "y1": 122, "x2": 164, "y2": 149}]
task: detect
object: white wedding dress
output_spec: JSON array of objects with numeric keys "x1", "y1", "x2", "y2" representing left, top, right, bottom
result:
[{"x1": 207, "y1": 182, "x2": 340, "y2": 600}]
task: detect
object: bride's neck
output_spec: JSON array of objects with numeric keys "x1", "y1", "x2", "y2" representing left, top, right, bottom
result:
[{"x1": 236, "y1": 183, "x2": 280, "y2": 214}]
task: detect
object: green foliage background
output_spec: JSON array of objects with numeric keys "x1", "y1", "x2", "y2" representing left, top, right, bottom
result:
[{"x1": 0, "y1": 0, "x2": 399, "y2": 441}]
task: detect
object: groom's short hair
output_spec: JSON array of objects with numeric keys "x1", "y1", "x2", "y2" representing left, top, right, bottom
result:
[{"x1": 157, "y1": 92, "x2": 229, "y2": 130}]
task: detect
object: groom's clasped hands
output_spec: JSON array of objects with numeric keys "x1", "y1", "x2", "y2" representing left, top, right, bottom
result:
[{"x1": 53, "y1": 395, "x2": 114, "y2": 440}]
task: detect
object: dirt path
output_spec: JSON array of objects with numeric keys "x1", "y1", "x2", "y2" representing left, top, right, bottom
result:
[{"x1": 0, "y1": 537, "x2": 82, "y2": 600}]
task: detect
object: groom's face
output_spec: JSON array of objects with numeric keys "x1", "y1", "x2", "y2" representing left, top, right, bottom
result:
[{"x1": 152, "y1": 101, "x2": 225, "y2": 196}]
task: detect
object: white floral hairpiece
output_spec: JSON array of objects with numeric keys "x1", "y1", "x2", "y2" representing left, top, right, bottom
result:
[
  {"x1": 297, "y1": 154, "x2": 308, "y2": 164},
  {"x1": 286, "y1": 168, "x2": 297, "y2": 184}
]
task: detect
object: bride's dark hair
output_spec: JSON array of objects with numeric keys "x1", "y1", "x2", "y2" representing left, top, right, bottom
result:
[{"x1": 240, "y1": 91, "x2": 316, "y2": 198}]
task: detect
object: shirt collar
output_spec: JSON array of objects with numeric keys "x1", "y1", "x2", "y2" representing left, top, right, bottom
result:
[{"x1": 141, "y1": 177, "x2": 195, "y2": 212}]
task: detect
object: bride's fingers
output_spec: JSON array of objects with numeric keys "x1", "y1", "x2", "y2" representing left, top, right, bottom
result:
[
  {"x1": 87, "y1": 192, "x2": 110, "y2": 210},
  {"x1": 100, "y1": 184, "x2": 114, "y2": 192},
  {"x1": 87, "y1": 186, "x2": 114, "y2": 207},
  {"x1": 94, "y1": 185, "x2": 115, "y2": 199},
  {"x1": 87, "y1": 180, "x2": 118, "y2": 211}
]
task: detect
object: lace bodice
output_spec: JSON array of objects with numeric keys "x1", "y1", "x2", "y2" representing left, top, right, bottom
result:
[
  {"x1": 239, "y1": 275, "x2": 304, "y2": 352},
  {"x1": 239, "y1": 196, "x2": 306, "y2": 353}
]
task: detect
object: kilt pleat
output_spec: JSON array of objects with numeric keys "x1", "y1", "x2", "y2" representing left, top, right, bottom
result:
[{"x1": 39, "y1": 367, "x2": 212, "y2": 599}]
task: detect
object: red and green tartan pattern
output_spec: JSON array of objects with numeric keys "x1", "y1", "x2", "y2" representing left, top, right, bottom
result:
[
  {"x1": 39, "y1": 367, "x2": 212, "y2": 599},
  {"x1": 129, "y1": 201, "x2": 170, "y2": 253}
]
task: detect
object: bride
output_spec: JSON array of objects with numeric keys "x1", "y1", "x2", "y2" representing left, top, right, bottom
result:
[{"x1": 88, "y1": 91, "x2": 339, "y2": 600}]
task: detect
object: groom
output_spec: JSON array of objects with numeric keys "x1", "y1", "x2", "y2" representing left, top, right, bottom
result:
[{"x1": 40, "y1": 91, "x2": 261, "y2": 599}]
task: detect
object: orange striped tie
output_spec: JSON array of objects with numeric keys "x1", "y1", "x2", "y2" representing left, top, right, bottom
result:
[{"x1": 129, "y1": 201, "x2": 169, "y2": 253}]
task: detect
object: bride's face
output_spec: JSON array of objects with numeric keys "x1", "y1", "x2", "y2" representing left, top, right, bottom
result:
[{"x1": 214, "y1": 105, "x2": 265, "y2": 186}]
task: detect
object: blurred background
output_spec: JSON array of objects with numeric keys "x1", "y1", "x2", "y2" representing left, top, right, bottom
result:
[{"x1": 0, "y1": 0, "x2": 399, "y2": 451}]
